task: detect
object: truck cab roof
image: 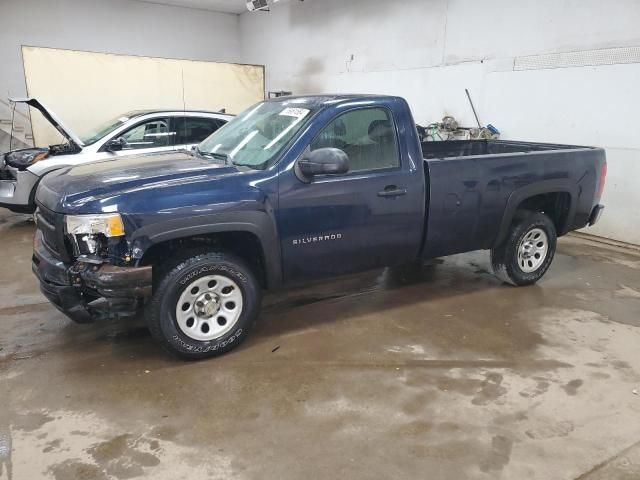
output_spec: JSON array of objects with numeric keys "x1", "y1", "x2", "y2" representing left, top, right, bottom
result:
[{"x1": 264, "y1": 94, "x2": 400, "y2": 108}]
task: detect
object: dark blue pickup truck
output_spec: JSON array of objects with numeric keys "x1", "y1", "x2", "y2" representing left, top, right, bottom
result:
[{"x1": 32, "y1": 95, "x2": 607, "y2": 359}]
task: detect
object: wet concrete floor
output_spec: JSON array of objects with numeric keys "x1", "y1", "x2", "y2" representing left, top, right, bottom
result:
[{"x1": 1, "y1": 209, "x2": 640, "y2": 479}]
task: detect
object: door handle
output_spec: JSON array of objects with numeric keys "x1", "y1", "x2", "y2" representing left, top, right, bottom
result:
[{"x1": 378, "y1": 186, "x2": 407, "y2": 198}]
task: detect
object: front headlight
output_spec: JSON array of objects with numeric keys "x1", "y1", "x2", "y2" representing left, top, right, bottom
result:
[
  {"x1": 65, "y1": 213, "x2": 125, "y2": 238},
  {"x1": 4, "y1": 148, "x2": 49, "y2": 169}
]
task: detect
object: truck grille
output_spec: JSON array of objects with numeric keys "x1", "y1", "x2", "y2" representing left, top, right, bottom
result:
[{"x1": 36, "y1": 203, "x2": 72, "y2": 262}]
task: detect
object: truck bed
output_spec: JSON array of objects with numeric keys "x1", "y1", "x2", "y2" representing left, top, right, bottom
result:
[
  {"x1": 421, "y1": 139, "x2": 590, "y2": 160},
  {"x1": 419, "y1": 139, "x2": 605, "y2": 259}
]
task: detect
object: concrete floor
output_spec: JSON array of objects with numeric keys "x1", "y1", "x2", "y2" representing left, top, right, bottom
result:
[{"x1": 1, "y1": 210, "x2": 640, "y2": 480}]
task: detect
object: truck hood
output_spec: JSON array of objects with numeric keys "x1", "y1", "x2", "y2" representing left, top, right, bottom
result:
[
  {"x1": 10, "y1": 97, "x2": 84, "y2": 148},
  {"x1": 37, "y1": 151, "x2": 237, "y2": 212}
]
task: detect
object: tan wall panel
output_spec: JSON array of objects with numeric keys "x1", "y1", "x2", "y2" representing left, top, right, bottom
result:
[
  {"x1": 22, "y1": 47, "x2": 264, "y2": 146},
  {"x1": 182, "y1": 60, "x2": 265, "y2": 114}
]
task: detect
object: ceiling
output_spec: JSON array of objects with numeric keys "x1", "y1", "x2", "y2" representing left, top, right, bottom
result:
[{"x1": 134, "y1": 0, "x2": 249, "y2": 14}]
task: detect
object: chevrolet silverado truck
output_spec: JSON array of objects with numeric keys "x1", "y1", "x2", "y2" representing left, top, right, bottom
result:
[{"x1": 32, "y1": 95, "x2": 607, "y2": 359}]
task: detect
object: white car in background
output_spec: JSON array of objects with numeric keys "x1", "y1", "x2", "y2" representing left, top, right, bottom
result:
[{"x1": 0, "y1": 98, "x2": 233, "y2": 213}]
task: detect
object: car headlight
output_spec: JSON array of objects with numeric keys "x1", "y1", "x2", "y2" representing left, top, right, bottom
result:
[
  {"x1": 4, "y1": 148, "x2": 49, "y2": 169},
  {"x1": 65, "y1": 213, "x2": 125, "y2": 256},
  {"x1": 65, "y1": 213, "x2": 125, "y2": 238}
]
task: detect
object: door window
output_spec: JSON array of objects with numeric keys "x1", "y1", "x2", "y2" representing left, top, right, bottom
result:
[
  {"x1": 117, "y1": 118, "x2": 174, "y2": 150},
  {"x1": 175, "y1": 117, "x2": 225, "y2": 145},
  {"x1": 310, "y1": 108, "x2": 400, "y2": 173}
]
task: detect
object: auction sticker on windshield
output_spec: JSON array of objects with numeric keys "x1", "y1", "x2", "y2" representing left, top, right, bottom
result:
[{"x1": 279, "y1": 108, "x2": 310, "y2": 119}]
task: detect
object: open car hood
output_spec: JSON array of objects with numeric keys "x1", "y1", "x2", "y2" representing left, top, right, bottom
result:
[{"x1": 10, "y1": 97, "x2": 84, "y2": 148}]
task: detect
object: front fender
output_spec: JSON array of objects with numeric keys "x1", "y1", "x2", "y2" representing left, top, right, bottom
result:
[
  {"x1": 27, "y1": 153, "x2": 77, "y2": 176},
  {"x1": 129, "y1": 210, "x2": 282, "y2": 288}
]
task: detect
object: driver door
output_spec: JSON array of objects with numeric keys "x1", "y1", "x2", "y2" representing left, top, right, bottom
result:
[{"x1": 277, "y1": 106, "x2": 424, "y2": 283}]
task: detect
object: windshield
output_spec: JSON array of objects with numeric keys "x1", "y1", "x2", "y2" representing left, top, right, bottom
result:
[
  {"x1": 78, "y1": 115, "x2": 131, "y2": 145},
  {"x1": 197, "y1": 101, "x2": 315, "y2": 169}
]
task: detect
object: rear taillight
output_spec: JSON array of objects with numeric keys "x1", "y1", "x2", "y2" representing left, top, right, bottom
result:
[{"x1": 597, "y1": 162, "x2": 607, "y2": 198}]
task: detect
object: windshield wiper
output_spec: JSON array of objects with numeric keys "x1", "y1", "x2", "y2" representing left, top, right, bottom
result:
[
  {"x1": 210, "y1": 152, "x2": 230, "y2": 164},
  {"x1": 231, "y1": 161, "x2": 267, "y2": 170},
  {"x1": 196, "y1": 148, "x2": 230, "y2": 165},
  {"x1": 195, "y1": 147, "x2": 211, "y2": 157}
]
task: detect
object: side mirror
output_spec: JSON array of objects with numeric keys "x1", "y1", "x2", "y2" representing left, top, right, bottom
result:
[
  {"x1": 296, "y1": 148, "x2": 349, "y2": 181},
  {"x1": 105, "y1": 138, "x2": 125, "y2": 152}
]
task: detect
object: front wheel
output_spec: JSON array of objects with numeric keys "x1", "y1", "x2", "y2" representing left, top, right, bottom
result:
[
  {"x1": 491, "y1": 211, "x2": 557, "y2": 286},
  {"x1": 145, "y1": 251, "x2": 261, "y2": 359}
]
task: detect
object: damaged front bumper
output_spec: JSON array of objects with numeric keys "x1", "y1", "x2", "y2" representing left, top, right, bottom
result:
[{"x1": 32, "y1": 230, "x2": 152, "y2": 322}]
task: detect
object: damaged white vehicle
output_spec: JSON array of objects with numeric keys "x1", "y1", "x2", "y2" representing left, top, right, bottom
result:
[{"x1": 0, "y1": 98, "x2": 232, "y2": 213}]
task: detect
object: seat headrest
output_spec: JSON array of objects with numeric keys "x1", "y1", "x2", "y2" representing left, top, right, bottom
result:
[
  {"x1": 332, "y1": 119, "x2": 347, "y2": 137},
  {"x1": 368, "y1": 119, "x2": 393, "y2": 142}
]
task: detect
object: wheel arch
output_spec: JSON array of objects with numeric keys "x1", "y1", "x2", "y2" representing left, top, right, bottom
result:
[
  {"x1": 131, "y1": 212, "x2": 282, "y2": 289},
  {"x1": 494, "y1": 180, "x2": 578, "y2": 247}
]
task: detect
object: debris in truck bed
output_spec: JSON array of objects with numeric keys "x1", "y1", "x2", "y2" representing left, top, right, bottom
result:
[{"x1": 417, "y1": 115, "x2": 500, "y2": 142}]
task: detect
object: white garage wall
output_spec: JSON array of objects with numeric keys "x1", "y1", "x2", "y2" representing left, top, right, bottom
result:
[
  {"x1": 0, "y1": 0, "x2": 242, "y2": 148},
  {"x1": 239, "y1": 0, "x2": 640, "y2": 245}
]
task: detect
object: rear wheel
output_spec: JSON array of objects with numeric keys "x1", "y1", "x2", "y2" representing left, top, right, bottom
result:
[
  {"x1": 145, "y1": 251, "x2": 260, "y2": 359},
  {"x1": 491, "y1": 211, "x2": 557, "y2": 286}
]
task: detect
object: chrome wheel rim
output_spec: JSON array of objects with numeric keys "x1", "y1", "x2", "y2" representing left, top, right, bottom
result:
[
  {"x1": 517, "y1": 228, "x2": 548, "y2": 273},
  {"x1": 175, "y1": 275, "x2": 243, "y2": 341}
]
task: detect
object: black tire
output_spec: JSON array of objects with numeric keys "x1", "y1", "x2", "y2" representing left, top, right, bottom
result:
[
  {"x1": 491, "y1": 211, "x2": 557, "y2": 286},
  {"x1": 145, "y1": 251, "x2": 261, "y2": 360}
]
